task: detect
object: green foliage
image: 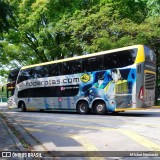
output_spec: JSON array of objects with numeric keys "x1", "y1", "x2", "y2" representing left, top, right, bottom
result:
[
  {"x1": 100, "y1": 0, "x2": 148, "y2": 23},
  {"x1": 0, "y1": 0, "x2": 160, "y2": 82},
  {"x1": 139, "y1": 0, "x2": 160, "y2": 17},
  {"x1": 0, "y1": 80, "x2": 7, "y2": 96},
  {"x1": 0, "y1": 0, "x2": 16, "y2": 39}
]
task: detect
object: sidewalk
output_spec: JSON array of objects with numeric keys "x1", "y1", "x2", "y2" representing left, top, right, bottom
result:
[
  {"x1": 0, "y1": 115, "x2": 25, "y2": 151},
  {"x1": 0, "y1": 115, "x2": 26, "y2": 159},
  {"x1": 0, "y1": 107, "x2": 54, "y2": 160},
  {"x1": 0, "y1": 102, "x2": 7, "y2": 107}
]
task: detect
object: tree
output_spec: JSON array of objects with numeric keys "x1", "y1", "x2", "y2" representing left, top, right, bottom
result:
[
  {"x1": 0, "y1": 0, "x2": 160, "y2": 78},
  {"x1": 140, "y1": 0, "x2": 160, "y2": 17},
  {"x1": 0, "y1": 0, "x2": 16, "y2": 39}
]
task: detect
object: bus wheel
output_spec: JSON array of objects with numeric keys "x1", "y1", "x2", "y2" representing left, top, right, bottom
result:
[
  {"x1": 94, "y1": 101, "x2": 106, "y2": 115},
  {"x1": 77, "y1": 101, "x2": 89, "y2": 114},
  {"x1": 20, "y1": 102, "x2": 26, "y2": 112}
]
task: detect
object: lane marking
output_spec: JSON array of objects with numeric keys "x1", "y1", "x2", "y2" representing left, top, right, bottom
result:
[
  {"x1": 16, "y1": 119, "x2": 113, "y2": 130},
  {"x1": 17, "y1": 119, "x2": 160, "y2": 151},
  {"x1": 9, "y1": 113, "x2": 160, "y2": 128},
  {"x1": 68, "y1": 135, "x2": 105, "y2": 160},
  {"x1": 58, "y1": 117, "x2": 160, "y2": 128},
  {"x1": 118, "y1": 129, "x2": 160, "y2": 151},
  {"x1": 26, "y1": 127, "x2": 105, "y2": 160},
  {"x1": 26, "y1": 127, "x2": 48, "y2": 133}
]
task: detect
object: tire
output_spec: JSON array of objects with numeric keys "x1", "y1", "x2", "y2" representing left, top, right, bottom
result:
[
  {"x1": 20, "y1": 102, "x2": 26, "y2": 112},
  {"x1": 94, "y1": 101, "x2": 107, "y2": 115},
  {"x1": 77, "y1": 101, "x2": 89, "y2": 114}
]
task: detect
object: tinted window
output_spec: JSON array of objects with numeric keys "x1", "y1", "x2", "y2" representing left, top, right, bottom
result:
[
  {"x1": 7, "y1": 69, "x2": 20, "y2": 83},
  {"x1": 17, "y1": 63, "x2": 64, "y2": 83},
  {"x1": 48, "y1": 63, "x2": 63, "y2": 76},
  {"x1": 18, "y1": 85, "x2": 79, "y2": 97},
  {"x1": 63, "y1": 60, "x2": 82, "y2": 75},
  {"x1": 17, "y1": 69, "x2": 30, "y2": 83},
  {"x1": 35, "y1": 66, "x2": 49, "y2": 78},
  {"x1": 103, "y1": 49, "x2": 137, "y2": 69},
  {"x1": 17, "y1": 49, "x2": 137, "y2": 83},
  {"x1": 82, "y1": 56, "x2": 104, "y2": 72}
]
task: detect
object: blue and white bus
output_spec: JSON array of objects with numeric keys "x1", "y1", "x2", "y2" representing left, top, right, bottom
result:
[{"x1": 13, "y1": 45, "x2": 156, "y2": 114}]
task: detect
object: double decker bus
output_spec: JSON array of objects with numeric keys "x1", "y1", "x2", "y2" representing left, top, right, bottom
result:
[{"x1": 13, "y1": 45, "x2": 156, "y2": 114}]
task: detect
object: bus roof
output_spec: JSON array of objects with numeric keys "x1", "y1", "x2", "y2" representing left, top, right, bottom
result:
[{"x1": 21, "y1": 44, "x2": 144, "y2": 70}]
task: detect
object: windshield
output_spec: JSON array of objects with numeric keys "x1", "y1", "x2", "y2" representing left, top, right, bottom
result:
[{"x1": 7, "y1": 69, "x2": 20, "y2": 83}]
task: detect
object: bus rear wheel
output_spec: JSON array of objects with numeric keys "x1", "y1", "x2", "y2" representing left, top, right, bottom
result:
[
  {"x1": 93, "y1": 101, "x2": 107, "y2": 115},
  {"x1": 20, "y1": 102, "x2": 26, "y2": 112},
  {"x1": 77, "y1": 101, "x2": 89, "y2": 114}
]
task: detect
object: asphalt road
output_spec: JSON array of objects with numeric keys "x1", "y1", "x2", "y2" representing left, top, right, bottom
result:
[{"x1": 1, "y1": 104, "x2": 160, "y2": 159}]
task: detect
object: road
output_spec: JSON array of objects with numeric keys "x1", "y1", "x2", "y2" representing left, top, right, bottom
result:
[{"x1": 1, "y1": 104, "x2": 160, "y2": 159}]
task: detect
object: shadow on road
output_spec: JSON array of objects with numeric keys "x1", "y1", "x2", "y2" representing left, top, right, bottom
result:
[{"x1": 18, "y1": 109, "x2": 160, "y2": 118}]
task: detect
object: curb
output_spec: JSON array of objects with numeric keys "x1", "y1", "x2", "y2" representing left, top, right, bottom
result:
[
  {"x1": 1, "y1": 113, "x2": 58, "y2": 159},
  {"x1": 0, "y1": 116, "x2": 25, "y2": 152},
  {"x1": 0, "y1": 115, "x2": 27, "y2": 160},
  {"x1": 151, "y1": 106, "x2": 160, "y2": 109},
  {"x1": 0, "y1": 103, "x2": 7, "y2": 106}
]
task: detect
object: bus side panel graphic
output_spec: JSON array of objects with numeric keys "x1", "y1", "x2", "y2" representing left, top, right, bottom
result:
[{"x1": 78, "y1": 68, "x2": 136, "y2": 111}]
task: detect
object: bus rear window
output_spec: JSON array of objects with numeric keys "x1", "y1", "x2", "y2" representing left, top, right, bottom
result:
[{"x1": 103, "y1": 49, "x2": 137, "y2": 69}]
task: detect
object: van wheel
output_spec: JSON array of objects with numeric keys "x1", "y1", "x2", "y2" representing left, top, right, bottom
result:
[
  {"x1": 94, "y1": 101, "x2": 106, "y2": 115},
  {"x1": 20, "y1": 102, "x2": 26, "y2": 112},
  {"x1": 77, "y1": 101, "x2": 89, "y2": 114}
]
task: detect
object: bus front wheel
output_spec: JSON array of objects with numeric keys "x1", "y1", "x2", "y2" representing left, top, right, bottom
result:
[
  {"x1": 77, "y1": 101, "x2": 89, "y2": 114},
  {"x1": 20, "y1": 102, "x2": 26, "y2": 112},
  {"x1": 93, "y1": 101, "x2": 107, "y2": 115}
]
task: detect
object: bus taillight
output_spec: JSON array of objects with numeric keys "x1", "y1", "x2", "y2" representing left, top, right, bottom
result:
[{"x1": 139, "y1": 86, "x2": 144, "y2": 100}]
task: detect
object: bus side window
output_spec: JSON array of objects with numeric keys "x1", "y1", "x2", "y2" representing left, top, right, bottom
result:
[
  {"x1": 63, "y1": 60, "x2": 82, "y2": 75},
  {"x1": 17, "y1": 69, "x2": 29, "y2": 83},
  {"x1": 96, "y1": 55, "x2": 104, "y2": 70},
  {"x1": 103, "y1": 54, "x2": 113, "y2": 70},
  {"x1": 48, "y1": 64, "x2": 55, "y2": 77},
  {"x1": 82, "y1": 56, "x2": 103, "y2": 72},
  {"x1": 46, "y1": 63, "x2": 63, "y2": 77},
  {"x1": 82, "y1": 58, "x2": 91, "y2": 72},
  {"x1": 103, "y1": 50, "x2": 137, "y2": 70},
  {"x1": 35, "y1": 66, "x2": 42, "y2": 78},
  {"x1": 54, "y1": 63, "x2": 63, "y2": 76},
  {"x1": 73, "y1": 60, "x2": 82, "y2": 74},
  {"x1": 39, "y1": 66, "x2": 49, "y2": 77},
  {"x1": 28, "y1": 68, "x2": 36, "y2": 79},
  {"x1": 63, "y1": 62, "x2": 70, "y2": 75}
]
